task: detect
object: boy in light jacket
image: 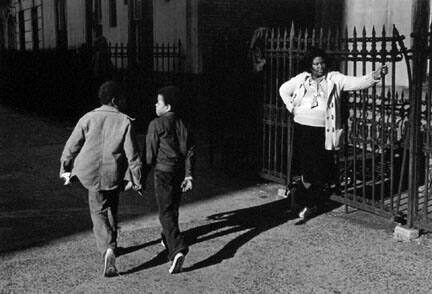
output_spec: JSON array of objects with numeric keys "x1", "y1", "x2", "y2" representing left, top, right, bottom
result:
[{"x1": 60, "y1": 81, "x2": 143, "y2": 277}]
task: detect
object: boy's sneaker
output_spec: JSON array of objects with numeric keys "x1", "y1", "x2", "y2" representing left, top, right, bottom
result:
[
  {"x1": 161, "y1": 239, "x2": 166, "y2": 249},
  {"x1": 168, "y1": 252, "x2": 185, "y2": 274},
  {"x1": 298, "y1": 207, "x2": 314, "y2": 220},
  {"x1": 160, "y1": 235, "x2": 167, "y2": 249},
  {"x1": 298, "y1": 207, "x2": 307, "y2": 219},
  {"x1": 103, "y1": 248, "x2": 119, "y2": 277}
]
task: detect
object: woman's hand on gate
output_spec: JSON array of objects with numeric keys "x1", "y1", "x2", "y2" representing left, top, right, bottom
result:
[{"x1": 373, "y1": 64, "x2": 389, "y2": 80}]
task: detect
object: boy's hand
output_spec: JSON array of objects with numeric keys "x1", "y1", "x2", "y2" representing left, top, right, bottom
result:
[
  {"x1": 124, "y1": 181, "x2": 133, "y2": 191},
  {"x1": 132, "y1": 184, "x2": 145, "y2": 197},
  {"x1": 181, "y1": 178, "x2": 193, "y2": 192},
  {"x1": 60, "y1": 172, "x2": 72, "y2": 186},
  {"x1": 136, "y1": 188, "x2": 144, "y2": 197}
]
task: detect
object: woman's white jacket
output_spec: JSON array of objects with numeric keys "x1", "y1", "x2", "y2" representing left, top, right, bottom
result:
[{"x1": 279, "y1": 71, "x2": 378, "y2": 150}]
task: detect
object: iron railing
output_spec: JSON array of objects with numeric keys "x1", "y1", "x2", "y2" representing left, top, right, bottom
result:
[{"x1": 107, "y1": 40, "x2": 185, "y2": 73}]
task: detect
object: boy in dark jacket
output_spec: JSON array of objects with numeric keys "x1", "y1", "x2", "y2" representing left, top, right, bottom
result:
[
  {"x1": 60, "y1": 81, "x2": 143, "y2": 277},
  {"x1": 145, "y1": 86, "x2": 194, "y2": 274}
]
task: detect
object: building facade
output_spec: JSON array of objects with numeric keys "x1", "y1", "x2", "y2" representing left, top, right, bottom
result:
[
  {"x1": 11, "y1": 0, "x2": 130, "y2": 50},
  {"x1": 8, "y1": 0, "x2": 432, "y2": 79},
  {"x1": 152, "y1": 0, "x2": 315, "y2": 73}
]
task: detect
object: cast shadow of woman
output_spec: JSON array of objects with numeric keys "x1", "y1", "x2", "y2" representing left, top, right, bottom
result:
[{"x1": 120, "y1": 197, "x2": 296, "y2": 275}]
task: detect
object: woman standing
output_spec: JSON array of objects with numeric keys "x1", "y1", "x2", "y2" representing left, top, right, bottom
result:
[{"x1": 279, "y1": 47, "x2": 388, "y2": 220}]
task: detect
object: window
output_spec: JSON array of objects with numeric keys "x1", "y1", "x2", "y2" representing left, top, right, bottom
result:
[
  {"x1": 18, "y1": 10, "x2": 25, "y2": 50},
  {"x1": 31, "y1": 7, "x2": 39, "y2": 50},
  {"x1": 95, "y1": 0, "x2": 102, "y2": 24},
  {"x1": 55, "y1": 0, "x2": 67, "y2": 48},
  {"x1": 109, "y1": 0, "x2": 117, "y2": 27},
  {"x1": 18, "y1": 7, "x2": 40, "y2": 50}
]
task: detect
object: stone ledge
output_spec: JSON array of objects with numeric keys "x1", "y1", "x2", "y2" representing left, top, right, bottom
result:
[
  {"x1": 393, "y1": 225, "x2": 420, "y2": 241},
  {"x1": 277, "y1": 188, "x2": 290, "y2": 198}
]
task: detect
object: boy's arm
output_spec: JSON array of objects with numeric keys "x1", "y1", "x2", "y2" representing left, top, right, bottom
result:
[
  {"x1": 123, "y1": 121, "x2": 143, "y2": 190},
  {"x1": 184, "y1": 128, "x2": 195, "y2": 179},
  {"x1": 145, "y1": 120, "x2": 159, "y2": 167},
  {"x1": 179, "y1": 125, "x2": 195, "y2": 192},
  {"x1": 59, "y1": 119, "x2": 86, "y2": 176}
]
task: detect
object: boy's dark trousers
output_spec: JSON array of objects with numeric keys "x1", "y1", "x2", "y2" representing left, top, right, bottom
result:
[
  {"x1": 88, "y1": 189, "x2": 119, "y2": 256},
  {"x1": 154, "y1": 169, "x2": 189, "y2": 260}
]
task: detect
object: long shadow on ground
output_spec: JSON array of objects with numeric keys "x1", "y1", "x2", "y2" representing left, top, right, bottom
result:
[
  {"x1": 120, "y1": 197, "x2": 296, "y2": 275},
  {"x1": 0, "y1": 152, "x2": 262, "y2": 254}
]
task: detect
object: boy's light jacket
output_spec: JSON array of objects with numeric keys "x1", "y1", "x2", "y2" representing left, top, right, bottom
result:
[
  {"x1": 60, "y1": 105, "x2": 142, "y2": 191},
  {"x1": 279, "y1": 71, "x2": 378, "y2": 150}
]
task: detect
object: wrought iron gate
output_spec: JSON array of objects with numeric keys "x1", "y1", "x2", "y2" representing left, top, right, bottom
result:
[
  {"x1": 409, "y1": 24, "x2": 432, "y2": 231},
  {"x1": 259, "y1": 24, "x2": 412, "y2": 219}
]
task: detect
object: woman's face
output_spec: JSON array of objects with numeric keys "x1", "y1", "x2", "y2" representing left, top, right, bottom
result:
[{"x1": 311, "y1": 56, "x2": 326, "y2": 78}]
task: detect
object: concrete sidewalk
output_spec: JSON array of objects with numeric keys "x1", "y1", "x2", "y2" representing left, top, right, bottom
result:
[{"x1": 1, "y1": 105, "x2": 432, "y2": 293}]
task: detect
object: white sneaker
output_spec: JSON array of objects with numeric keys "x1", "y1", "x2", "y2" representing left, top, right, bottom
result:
[
  {"x1": 298, "y1": 207, "x2": 308, "y2": 219},
  {"x1": 299, "y1": 207, "x2": 315, "y2": 220},
  {"x1": 103, "y1": 248, "x2": 118, "y2": 277},
  {"x1": 168, "y1": 252, "x2": 185, "y2": 274}
]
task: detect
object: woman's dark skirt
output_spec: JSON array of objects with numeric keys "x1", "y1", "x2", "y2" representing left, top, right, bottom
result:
[{"x1": 293, "y1": 122, "x2": 335, "y2": 185}]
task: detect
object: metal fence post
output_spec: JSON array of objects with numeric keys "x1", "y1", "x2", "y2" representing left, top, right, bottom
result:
[{"x1": 407, "y1": 27, "x2": 427, "y2": 228}]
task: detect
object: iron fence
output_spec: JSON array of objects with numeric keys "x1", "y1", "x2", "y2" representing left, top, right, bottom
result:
[
  {"x1": 153, "y1": 41, "x2": 184, "y2": 73},
  {"x1": 108, "y1": 42, "x2": 128, "y2": 71},
  {"x1": 107, "y1": 40, "x2": 185, "y2": 73}
]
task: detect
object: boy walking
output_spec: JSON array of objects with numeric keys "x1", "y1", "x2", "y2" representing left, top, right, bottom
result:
[
  {"x1": 60, "y1": 81, "x2": 143, "y2": 277},
  {"x1": 146, "y1": 86, "x2": 194, "y2": 274}
]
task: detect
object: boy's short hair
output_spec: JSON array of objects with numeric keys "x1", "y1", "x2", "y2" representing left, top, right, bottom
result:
[
  {"x1": 98, "y1": 81, "x2": 122, "y2": 105},
  {"x1": 157, "y1": 86, "x2": 181, "y2": 112}
]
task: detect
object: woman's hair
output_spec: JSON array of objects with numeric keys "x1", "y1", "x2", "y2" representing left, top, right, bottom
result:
[{"x1": 302, "y1": 47, "x2": 329, "y2": 73}]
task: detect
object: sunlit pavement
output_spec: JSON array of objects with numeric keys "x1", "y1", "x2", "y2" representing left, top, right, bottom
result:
[{"x1": 2, "y1": 105, "x2": 432, "y2": 294}]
